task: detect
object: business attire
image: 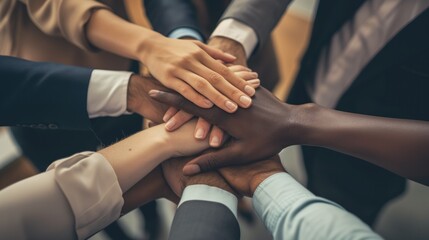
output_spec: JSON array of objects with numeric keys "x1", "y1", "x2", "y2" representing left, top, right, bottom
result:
[
  {"x1": 145, "y1": 0, "x2": 280, "y2": 91},
  {"x1": 214, "y1": 0, "x2": 429, "y2": 225},
  {"x1": 0, "y1": 1, "x2": 157, "y2": 238},
  {"x1": 169, "y1": 185, "x2": 240, "y2": 240},
  {"x1": 252, "y1": 173, "x2": 382, "y2": 240},
  {"x1": 0, "y1": 152, "x2": 124, "y2": 240}
]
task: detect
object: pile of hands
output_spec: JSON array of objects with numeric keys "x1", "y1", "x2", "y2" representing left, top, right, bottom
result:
[{"x1": 125, "y1": 37, "x2": 301, "y2": 205}]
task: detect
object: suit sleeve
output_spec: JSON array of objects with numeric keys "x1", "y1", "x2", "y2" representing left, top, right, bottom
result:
[
  {"x1": 169, "y1": 200, "x2": 240, "y2": 240},
  {"x1": 0, "y1": 56, "x2": 92, "y2": 130},
  {"x1": 18, "y1": 0, "x2": 110, "y2": 51},
  {"x1": 220, "y1": 0, "x2": 292, "y2": 48},
  {"x1": 144, "y1": 0, "x2": 204, "y2": 39}
]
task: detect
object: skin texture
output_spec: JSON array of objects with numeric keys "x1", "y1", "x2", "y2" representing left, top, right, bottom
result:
[
  {"x1": 86, "y1": 9, "x2": 255, "y2": 113},
  {"x1": 164, "y1": 37, "x2": 252, "y2": 147},
  {"x1": 149, "y1": 87, "x2": 429, "y2": 186}
]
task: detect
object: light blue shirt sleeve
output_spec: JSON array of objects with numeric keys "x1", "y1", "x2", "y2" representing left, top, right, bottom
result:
[
  {"x1": 168, "y1": 28, "x2": 204, "y2": 41},
  {"x1": 252, "y1": 172, "x2": 383, "y2": 240}
]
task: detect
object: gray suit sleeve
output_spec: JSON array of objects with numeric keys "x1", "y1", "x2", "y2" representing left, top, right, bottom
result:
[
  {"x1": 169, "y1": 200, "x2": 240, "y2": 240},
  {"x1": 220, "y1": 0, "x2": 292, "y2": 48}
]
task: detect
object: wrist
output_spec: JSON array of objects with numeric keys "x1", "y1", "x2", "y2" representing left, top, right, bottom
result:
[
  {"x1": 187, "y1": 173, "x2": 239, "y2": 198},
  {"x1": 138, "y1": 32, "x2": 165, "y2": 63},
  {"x1": 208, "y1": 36, "x2": 247, "y2": 66},
  {"x1": 249, "y1": 170, "x2": 283, "y2": 196}
]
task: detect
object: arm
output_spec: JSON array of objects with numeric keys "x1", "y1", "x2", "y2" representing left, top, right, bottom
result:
[
  {"x1": 0, "y1": 56, "x2": 91, "y2": 129},
  {"x1": 144, "y1": 0, "x2": 204, "y2": 40},
  {"x1": 219, "y1": 157, "x2": 382, "y2": 240},
  {"x1": 0, "y1": 119, "x2": 209, "y2": 239},
  {"x1": 161, "y1": 155, "x2": 241, "y2": 240},
  {"x1": 149, "y1": 88, "x2": 429, "y2": 185}
]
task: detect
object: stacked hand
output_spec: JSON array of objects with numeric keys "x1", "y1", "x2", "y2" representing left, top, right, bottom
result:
[{"x1": 150, "y1": 87, "x2": 299, "y2": 175}]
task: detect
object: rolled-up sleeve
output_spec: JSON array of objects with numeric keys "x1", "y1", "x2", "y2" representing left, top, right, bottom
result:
[
  {"x1": 19, "y1": 0, "x2": 110, "y2": 51},
  {"x1": 0, "y1": 151, "x2": 123, "y2": 240}
]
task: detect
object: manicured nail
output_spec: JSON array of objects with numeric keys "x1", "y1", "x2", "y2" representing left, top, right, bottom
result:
[
  {"x1": 244, "y1": 85, "x2": 256, "y2": 96},
  {"x1": 163, "y1": 112, "x2": 174, "y2": 122},
  {"x1": 203, "y1": 99, "x2": 214, "y2": 108},
  {"x1": 224, "y1": 52, "x2": 236, "y2": 59},
  {"x1": 248, "y1": 79, "x2": 261, "y2": 85},
  {"x1": 183, "y1": 164, "x2": 201, "y2": 175},
  {"x1": 251, "y1": 72, "x2": 259, "y2": 78},
  {"x1": 239, "y1": 95, "x2": 252, "y2": 107},
  {"x1": 165, "y1": 119, "x2": 176, "y2": 130},
  {"x1": 225, "y1": 100, "x2": 238, "y2": 112},
  {"x1": 210, "y1": 136, "x2": 220, "y2": 147},
  {"x1": 195, "y1": 128, "x2": 205, "y2": 139}
]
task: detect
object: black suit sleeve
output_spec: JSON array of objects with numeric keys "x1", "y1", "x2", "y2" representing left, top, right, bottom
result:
[
  {"x1": 169, "y1": 200, "x2": 240, "y2": 240},
  {"x1": 0, "y1": 56, "x2": 92, "y2": 130},
  {"x1": 144, "y1": 0, "x2": 204, "y2": 39}
]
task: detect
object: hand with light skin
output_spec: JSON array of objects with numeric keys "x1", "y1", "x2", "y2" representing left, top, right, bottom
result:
[
  {"x1": 87, "y1": 9, "x2": 255, "y2": 113},
  {"x1": 149, "y1": 87, "x2": 429, "y2": 186},
  {"x1": 162, "y1": 65, "x2": 260, "y2": 147},
  {"x1": 208, "y1": 36, "x2": 248, "y2": 67}
]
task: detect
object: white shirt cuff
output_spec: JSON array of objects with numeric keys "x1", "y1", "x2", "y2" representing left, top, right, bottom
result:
[
  {"x1": 211, "y1": 19, "x2": 259, "y2": 58},
  {"x1": 179, "y1": 184, "x2": 238, "y2": 218},
  {"x1": 87, "y1": 70, "x2": 133, "y2": 118}
]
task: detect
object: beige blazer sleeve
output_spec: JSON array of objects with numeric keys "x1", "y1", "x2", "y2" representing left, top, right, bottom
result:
[
  {"x1": 0, "y1": 152, "x2": 123, "y2": 240},
  {"x1": 18, "y1": 0, "x2": 110, "y2": 51}
]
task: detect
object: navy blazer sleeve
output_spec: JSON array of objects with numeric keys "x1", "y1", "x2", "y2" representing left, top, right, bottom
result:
[
  {"x1": 144, "y1": 0, "x2": 204, "y2": 39},
  {"x1": 0, "y1": 56, "x2": 92, "y2": 130}
]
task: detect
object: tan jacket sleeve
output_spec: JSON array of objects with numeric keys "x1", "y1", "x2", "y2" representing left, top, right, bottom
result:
[
  {"x1": 18, "y1": 0, "x2": 110, "y2": 51},
  {"x1": 0, "y1": 152, "x2": 123, "y2": 240}
]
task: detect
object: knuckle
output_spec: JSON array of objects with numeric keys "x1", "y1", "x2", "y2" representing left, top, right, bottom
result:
[
  {"x1": 207, "y1": 72, "x2": 223, "y2": 85},
  {"x1": 218, "y1": 66, "x2": 231, "y2": 76},
  {"x1": 194, "y1": 79, "x2": 209, "y2": 91}
]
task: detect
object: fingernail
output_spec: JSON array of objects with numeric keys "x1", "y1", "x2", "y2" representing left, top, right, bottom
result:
[
  {"x1": 244, "y1": 85, "x2": 256, "y2": 96},
  {"x1": 224, "y1": 53, "x2": 236, "y2": 59},
  {"x1": 195, "y1": 128, "x2": 205, "y2": 139},
  {"x1": 203, "y1": 99, "x2": 214, "y2": 108},
  {"x1": 163, "y1": 112, "x2": 173, "y2": 122},
  {"x1": 210, "y1": 136, "x2": 220, "y2": 147},
  {"x1": 149, "y1": 90, "x2": 160, "y2": 97},
  {"x1": 248, "y1": 79, "x2": 260, "y2": 85},
  {"x1": 183, "y1": 164, "x2": 201, "y2": 175},
  {"x1": 165, "y1": 119, "x2": 176, "y2": 130},
  {"x1": 225, "y1": 100, "x2": 238, "y2": 112},
  {"x1": 239, "y1": 95, "x2": 252, "y2": 107},
  {"x1": 252, "y1": 72, "x2": 259, "y2": 78}
]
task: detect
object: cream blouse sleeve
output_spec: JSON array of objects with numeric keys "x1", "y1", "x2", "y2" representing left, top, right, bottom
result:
[
  {"x1": 0, "y1": 151, "x2": 123, "y2": 240},
  {"x1": 18, "y1": 0, "x2": 110, "y2": 51}
]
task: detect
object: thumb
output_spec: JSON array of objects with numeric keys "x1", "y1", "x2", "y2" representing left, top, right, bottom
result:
[
  {"x1": 195, "y1": 41, "x2": 236, "y2": 63},
  {"x1": 183, "y1": 143, "x2": 242, "y2": 175},
  {"x1": 149, "y1": 90, "x2": 222, "y2": 124}
]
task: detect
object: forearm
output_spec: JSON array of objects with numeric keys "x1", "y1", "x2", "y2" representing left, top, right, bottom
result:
[
  {"x1": 86, "y1": 9, "x2": 161, "y2": 62},
  {"x1": 295, "y1": 104, "x2": 429, "y2": 184}
]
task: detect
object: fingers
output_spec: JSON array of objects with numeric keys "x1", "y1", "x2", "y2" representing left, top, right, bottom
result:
[
  {"x1": 165, "y1": 110, "x2": 193, "y2": 131},
  {"x1": 149, "y1": 90, "x2": 223, "y2": 125},
  {"x1": 194, "y1": 117, "x2": 211, "y2": 140},
  {"x1": 183, "y1": 143, "x2": 242, "y2": 175},
  {"x1": 168, "y1": 78, "x2": 214, "y2": 109},
  {"x1": 248, "y1": 79, "x2": 261, "y2": 88},
  {"x1": 209, "y1": 126, "x2": 224, "y2": 147},
  {"x1": 163, "y1": 107, "x2": 178, "y2": 122},
  {"x1": 177, "y1": 69, "x2": 238, "y2": 113},
  {"x1": 194, "y1": 41, "x2": 236, "y2": 63}
]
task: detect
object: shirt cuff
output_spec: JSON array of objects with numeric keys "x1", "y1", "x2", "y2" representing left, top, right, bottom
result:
[
  {"x1": 179, "y1": 184, "x2": 238, "y2": 218},
  {"x1": 211, "y1": 19, "x2": 258, "y2": 58},
  {"x1": 87, "y1": 70, "x2": 133, "y2": 118},
  {"x1": 47, "y1": 152, "x2": 123, "y2": 239},
  {"x1": 169, "y1": 28, "x2": 204, "y2": 41},
  {"x1": 252, "y1": 172, "x2": 317, "y2": 228}
]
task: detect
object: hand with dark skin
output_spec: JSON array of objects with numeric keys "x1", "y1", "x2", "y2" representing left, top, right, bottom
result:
[
  {"x1": 219, "y1": 155, "x2": 285, "y2": 197},
  {"x1": 149, "y1": 87, "x2": 429, "y2": 186}
]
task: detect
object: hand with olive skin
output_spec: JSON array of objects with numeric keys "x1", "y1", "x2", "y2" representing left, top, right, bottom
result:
[{"x1": 149, "y1": 87, "x2": 298, "y2": 175}]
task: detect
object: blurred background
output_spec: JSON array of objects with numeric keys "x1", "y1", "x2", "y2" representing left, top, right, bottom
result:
[{"x1": 1, "y1": 0, "x2": 428, "y2": 239}]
